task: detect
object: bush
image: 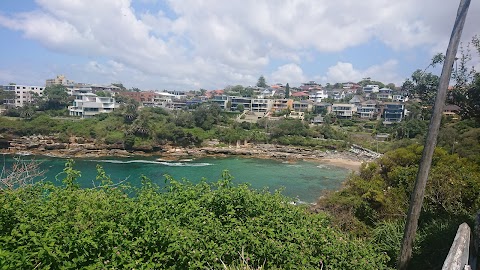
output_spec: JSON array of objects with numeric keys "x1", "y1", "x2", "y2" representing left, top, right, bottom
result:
[{"x1": 0, "y1": 167, "x2": 391, "y2": 269}]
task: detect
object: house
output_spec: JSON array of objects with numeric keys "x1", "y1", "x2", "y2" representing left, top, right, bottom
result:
[
  {"x1": 118, "y1": 91, "x2": 156, "y2": 104},
  {"x1": 251, "y1": 98, "x2": 273, "y2": 113},
  {"x1": 328, "y1": 89, "x2": 346, "y2": 100},
  {"x1": 309, "y1": 90, "x2": 328, "y2": 103},
  {"x1": 311, "y1": 115, "x2": 324, "y2": 125},
  {"x1": 271, "y1": 99, "x2": 292, "y2": 112},
  {"x1": 300, "y1": 81, "x2": 322, "y2": 91},
  {"x1": 211, "y1": 95, "x2": 229, "y2": 110},
  {"x1": 291, "y1": 91, "x2": 309, "y2": 99},
  {"x1": 331, "y1": 103, "x2": 357, "y2": 118},
  {"x1": 392, "y1": 95, "x2": 408, "y2": 102},
  {"x1": 230, "y1": 97, "x2": 252, "y2": 111},
  {"x1": 313, "y1": 102, "x2": 332, "y2": 115},
  {"x1": 2, "y1": 84, "x2": 45, "y2": 107},
  {"x1": 69, "y1": 90, "x2": 118, "y2": 118},
  {"x1": 383, "y1": 102, "x2": 405, "y2": 123},
  {"x1": 363, "y1": 85, "x2": 380, "y2": 94},
  {"x1": 166, "y1": 90, "x2": 187, "y2": 100},
  {"x1": 443, "y1": 104, "x2": 461, "y2": 117},
  {"x1": 377, "y1": 88, "x2": 393, "y2": 100},
  {"x1": 358, "y1": 100, "x2": 378, "y2": 119},
  {"x1": 90, "y1": 84, "x2": 122, "y2": 95},
  {"x1": 205, "y1": 89, "x2": 225, "y2": 99},
  {"x1": 292, "y1": 100, "x2": 313, "y2": 112},
  {"x1": 349, "y1": 95, "x2": 365, "y2": 106}
]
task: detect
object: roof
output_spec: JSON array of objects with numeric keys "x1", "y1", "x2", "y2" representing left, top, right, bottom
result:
[{"x1": 291, "y1": 91, "x2": 309, "y2": 97}]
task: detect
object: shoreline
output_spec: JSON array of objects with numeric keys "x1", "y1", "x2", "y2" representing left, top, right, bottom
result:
[{"x1": 1, "y1": 143, "x2": 374, "y2": 172}]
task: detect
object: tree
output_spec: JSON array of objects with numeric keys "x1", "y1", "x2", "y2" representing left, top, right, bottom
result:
[
  {"x1": 0, "y1": 89, "x2": 14, "y2": 105},
  {"x1": 451, "y1": 35, "x2": 480, "y2": 122},
  {"x1": 386, "y1": 83, "x2": 396, "y2": 90},
  {"x1": 41, "y1": 84, "x2": 69, "y2": 110},
  {"x1": 194, "y1": 103, "x2": 222, "y2": 130},
  {"x1": 452, "y1": 74, "x2": 480, "y2": 122},
  {"x1": 130, "y1": 87, "x2": 141, "y2": 92},
  {"x1": 256, "y1": 75, "x2": 267, "y2": 88},
  {"x1": 19, "y1": 105, "x2": 36, "y2": 120},
  {"x1": 236, "y1": 104, "x2": 245, "y2": 112},
  {"x1": 285, "y1": 83, "x2": 290, "y2": 98},
  {"x1": 111, "y1": 83, "x2": 127, "y2": 91},
  {"x1": 240, "y1": 87, "x2": 254, "y2": 97}
]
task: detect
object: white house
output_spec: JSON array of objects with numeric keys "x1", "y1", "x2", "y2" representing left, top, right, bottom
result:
[
  {"x1": 309, "y1": 90, "x2": 328, "y2": 103},
  {"x1": 69, "y1": 90, "x2": 118, "y2": 118}
]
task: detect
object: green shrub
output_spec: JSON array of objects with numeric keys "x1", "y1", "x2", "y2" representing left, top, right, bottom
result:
[{"x1": 0, "y1": 168, "x2": 391, "y2": 269}]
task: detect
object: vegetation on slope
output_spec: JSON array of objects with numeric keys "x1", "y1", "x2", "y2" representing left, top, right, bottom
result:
[{"x1": 316, "y1": 144, "x2": 480, "y2": 269}]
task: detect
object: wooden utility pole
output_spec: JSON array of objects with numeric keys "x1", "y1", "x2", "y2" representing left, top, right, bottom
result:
[{"x1": 397, "y1": 0, "x2": 471, "y2": 269}]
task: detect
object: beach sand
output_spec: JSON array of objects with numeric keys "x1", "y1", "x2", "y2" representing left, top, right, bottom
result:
[{"x1": 319, "y1": 158, "x2": 363, "y2": 172}]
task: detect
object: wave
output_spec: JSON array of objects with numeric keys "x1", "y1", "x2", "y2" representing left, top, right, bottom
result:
[{"x1": 91, "y1": 159, "x2": 213, "y2": 167}]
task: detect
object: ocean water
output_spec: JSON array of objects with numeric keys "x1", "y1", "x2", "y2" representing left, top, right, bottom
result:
[{"x1": 1, "y1": 155, "x2": 351, "y2": 203}]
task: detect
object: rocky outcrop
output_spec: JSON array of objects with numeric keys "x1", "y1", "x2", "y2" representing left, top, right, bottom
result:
[{"x1": 2, "y1": 137, "x2": 379, "y2": 165}]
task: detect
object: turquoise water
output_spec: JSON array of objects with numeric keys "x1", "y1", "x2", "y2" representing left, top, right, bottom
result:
[{"x1": 1, "y1": 155, "x2": 351, "y2": 203}]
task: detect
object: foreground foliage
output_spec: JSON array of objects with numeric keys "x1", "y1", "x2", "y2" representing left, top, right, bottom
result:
[
  {"x1": 0, "y1": 164, "x2": 390, "y2": 269},
  {"x1": 317, "y1": 145, "x2": 480, "y2": 269}
]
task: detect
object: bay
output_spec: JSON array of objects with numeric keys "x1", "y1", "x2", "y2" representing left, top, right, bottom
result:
[{"x1": 1, "y1": 154, "x2": 351, "y2": 203}]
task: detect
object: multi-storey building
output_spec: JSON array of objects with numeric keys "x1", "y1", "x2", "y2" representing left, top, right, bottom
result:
[
  {"x1": 331, "y1": 103, "x2": 357, "y2": 118},
  {"x1": 309, "y1": 90, "x2": 328, "y2": 103},
  {"x1": 292, "y1": 100, "x2": 313, "y2": 112},
  {"x1": 2, "y1": 84, "x2": 45, "y2": 107},
  {"x1": 46, "y1": 75, "x2": 74, "y2": 87},
  {"x1": 230, "y1": 97, "x2": 251, "y2": 111},
  {"x1": 363, "y1": 84, "x2": 380, "y2": 94},
  {"x1": 69, "y1": 89, "x2": 118, "y2": 118},
  {"x1": 358, "y1": 100, "x2": 378, "y2": 119},
  {"x1": 377, "y1": 88, "x2": 393, "y2": 100},
  {"x1": 271, "y1": 99, "x2": 293, "y2": 112},
  {"x1": 383, "y1": 102, "x2": 405, "y2": 122},
  {"x1": 251, "y1": 98, "x2": 273, "y2": 113}
]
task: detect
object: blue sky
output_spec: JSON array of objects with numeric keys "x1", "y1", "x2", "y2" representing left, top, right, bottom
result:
[{"x1": 1, "y1": 0, "x2": 479, "y2": 90}]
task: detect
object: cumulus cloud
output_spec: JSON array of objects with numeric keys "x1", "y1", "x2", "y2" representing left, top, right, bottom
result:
[
  {"x1": 0, "y1": 0, "x2": 478, "y2": 89},
  {"x1": 270, "y1": 63, "x2": 306, "y2": 86},
  {"x1": 325, "y1": 60, "x2": 402, "y2": 84}
]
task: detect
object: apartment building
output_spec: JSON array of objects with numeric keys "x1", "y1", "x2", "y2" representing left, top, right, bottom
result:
[
  {"x1": 46, "y1": 75, "x2": 74, "y2": 87},
  {"x1": 2, "y1": 84, "x2": 45, "y2": 107}
]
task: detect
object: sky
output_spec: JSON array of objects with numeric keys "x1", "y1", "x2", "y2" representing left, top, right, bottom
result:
[{"x1": 0, "y1": 0, "x2": 479, "y2": 91}]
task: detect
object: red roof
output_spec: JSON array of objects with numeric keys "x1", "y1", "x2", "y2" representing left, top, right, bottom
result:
[{"x1": 291, "y1": 91, "x2": 309, "y2": 97}]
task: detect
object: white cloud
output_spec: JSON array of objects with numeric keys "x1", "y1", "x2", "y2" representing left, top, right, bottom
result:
[
  {"x1": 325, "y1": 60, "x2": 402, "y2": 84},
  {"x1": 0, "y1": 0, "x2": 479, "y2": 89},
  {"x1": 270, "y1": 63, "x2": 306, "y2": 86}
]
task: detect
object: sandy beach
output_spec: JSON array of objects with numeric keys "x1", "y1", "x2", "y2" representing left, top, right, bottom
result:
[{"x1": 317, "y1": 158, "x2": 363, "y2": 172}]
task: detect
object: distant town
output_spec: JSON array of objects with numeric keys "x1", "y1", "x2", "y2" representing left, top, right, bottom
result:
[{"x1": 0, "y1": 74, "x2": 460, "y2": 125}]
